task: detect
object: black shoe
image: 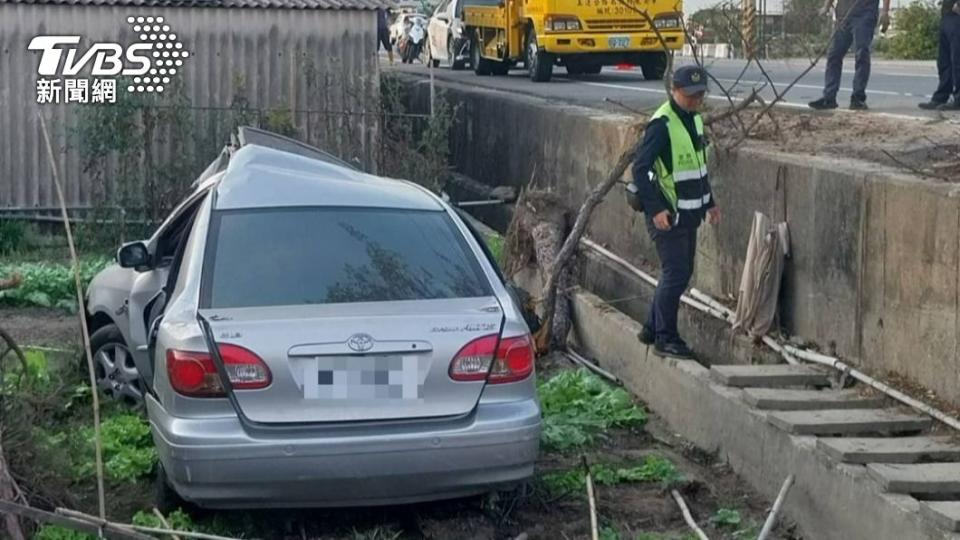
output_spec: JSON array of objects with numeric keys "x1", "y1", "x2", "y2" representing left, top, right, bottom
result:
[
  {"x1": 808, "y1": 98, "x2": 838, "y2": 110},
  {"x1": 849, "y1": 99, "x2": 868, "y2": 110},
  {"x1": 919, "y1": 100, "x2": 946, "y2": 110},
  {"x1": 938, "y1": 99, "x2": 960, "y2": 110},
  {"x1": 637, "y1": 326, "x2": 655, "y2": 345},
  {"x1": 654, "y1": 340, "x2": 695, "y2": 360}
]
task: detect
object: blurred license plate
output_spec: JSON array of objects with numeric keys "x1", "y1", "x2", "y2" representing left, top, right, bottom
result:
[
  {"x1": 608, "y1": 36, "x2": 630, "y2": 48},
  {"x1": 301, "y1": 356, "x2": 427, "y2": 400}
]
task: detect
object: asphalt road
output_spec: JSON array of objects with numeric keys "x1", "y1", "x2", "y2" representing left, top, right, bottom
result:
[{"x1": 387, "y1": 56, "x2": 943, "y2": 119}]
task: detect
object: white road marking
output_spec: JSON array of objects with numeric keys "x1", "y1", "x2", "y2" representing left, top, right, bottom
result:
[{"x1": 578, "y1": 80, "x2": 809, "y2": 109}]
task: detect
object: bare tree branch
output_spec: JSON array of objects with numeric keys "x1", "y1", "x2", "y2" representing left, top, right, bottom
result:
[
  {"x1": 880, "y1": 149, "x2": 949, "y2": 181},
  {"x1": 536, "y1": 129, "x2": 643, "y2": 350}
]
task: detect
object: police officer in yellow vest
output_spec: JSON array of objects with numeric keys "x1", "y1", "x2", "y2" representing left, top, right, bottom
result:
[{"x1": 625, "y1": 65, "x2": 720, "y2": 359}]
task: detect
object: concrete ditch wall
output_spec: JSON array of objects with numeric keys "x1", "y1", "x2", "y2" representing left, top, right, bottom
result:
[{"x1": 397, "y1": 74, "x2": 960, "y2": 406}]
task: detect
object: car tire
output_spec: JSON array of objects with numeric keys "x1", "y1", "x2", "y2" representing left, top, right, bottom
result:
[
  {"x1": 526, "y1": 27, "x2": 553, "y2": 82},
  {"x1": 449, "y1": 37, "x2": 466, "y2": 70},
  {"x1": 640, "y1": 52, "x2": 667, "y2": 80},
  {"x1": 428, "y1": 43, "x2": 440, "y2": 68},
  {"x1": 154, "y1": 464, "x2": 190, "y2": 515},
  {"x1": 472, "y1": 33, "x2": 492, "y2": 76},
  {"x1": 89, "y1": 323, "x2": 145, "y2": 407}
]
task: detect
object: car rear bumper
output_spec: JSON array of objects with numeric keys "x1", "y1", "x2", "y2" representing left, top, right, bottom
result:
[
  {"x1": 147, "y1": 395, "x2": 541, "y2": 508},
  {"x1": 541, "y1": 30, "x2": 683, "y2": 55}
]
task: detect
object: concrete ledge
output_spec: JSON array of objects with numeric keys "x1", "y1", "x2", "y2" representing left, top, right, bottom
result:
[
  {"x1": 818, "y1": 437, "x2": 960, "y2": 464},
  {"x1": 571, "y1": 290, "x2": 956, "y2": 540},
  {"x1": 710, "y1": 364, "x2": 831, "y2": 388},
  {"x1": 742, "y1": 388, "x2": 887, "y2": 410}
]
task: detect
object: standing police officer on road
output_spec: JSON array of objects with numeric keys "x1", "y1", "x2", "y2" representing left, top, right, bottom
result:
[
  {"x1": 918, "y1": 0, "x2": 960, "y2": 110},
  {"x1": 625, "y1": 66, "x2": 720, "y2": 360},
  {"x1": 808, "y1": 0, "x2": 891, "y2": 110}
]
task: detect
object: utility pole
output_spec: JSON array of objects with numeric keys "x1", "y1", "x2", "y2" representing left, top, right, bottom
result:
[{"x1": 742, "y1": 0, "x2": 757, "y2": 60}]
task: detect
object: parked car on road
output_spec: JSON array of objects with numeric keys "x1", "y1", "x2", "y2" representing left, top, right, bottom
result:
[
  {"x1": 427, "y1": 0, "x2": 470, "y2": 69},
  {"x1": 84, "y1": 127, "x2": 541, "y2": 509}
]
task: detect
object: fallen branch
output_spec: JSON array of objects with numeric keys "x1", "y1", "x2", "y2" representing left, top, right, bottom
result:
[
  {"x1": 614, "y1": 0, "x2": 676, "y2": 94},
  {"x1": 582, "y1": 456, "x2": 600, "y2": 540},
  {"x1": 752, "y1": 95, "x2": 786, "y2": 144},
  {"x1": 58, "y1": 507, "x2": 242, "y2": 540},
  {"x1": 704, "y1": 89, "x2": 760, "y2": 127},
  {"x1": 758, "y1": 474, "x2": 795, "y2": 540},
  {"x1": 536, "y1": 134, "x2": 642, "y2": 350},
  {"x1": 154, "y1": 508, "x2": 182, "y2": 540},
  {"x1": 733, "y1": 4, "x2": 859, "y2": 145},
  {"x1": 0, "y1": 435, "x2": 26, "y2": 540},
  {"x1": 671, "y1": 489, "x2": 709, "y2": 540},
  {"x1": 880, "y1": 149, "x2": 948, "y2": 181},
  {"x1": 0, "y1": 500, "x2": 153, "y2": 540}
]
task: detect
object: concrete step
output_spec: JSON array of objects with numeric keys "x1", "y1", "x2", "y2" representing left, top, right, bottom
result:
[
  {"x1": 868, "y1": 463, "x2": 960, "y2": 494},
  {"x1": 818, "y1": 436, "x2": 960, "y2": 464},
  {"x1": 742, "y1": 388, "x2": 885, "y2": 411},
  {"x1": 767, "y1": 409, "x2": 933, "y2": 436},
  {"x1": 920, "y1": 501, "x2": 960, "y2": 532},
  {"x1": 710, "y1": 364, "x2": 831, "y2": 388}
]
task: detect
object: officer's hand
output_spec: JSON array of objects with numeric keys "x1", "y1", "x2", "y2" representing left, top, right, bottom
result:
[
  {"x1": 653, "y1": 210, "x2": 672, "y2": 231},
  {"x1": 707, "y1": 206, "x2": 721, "y2": 226},
  {"x1": 879, "y1": 11, "x2": 890, "y2": 33}
]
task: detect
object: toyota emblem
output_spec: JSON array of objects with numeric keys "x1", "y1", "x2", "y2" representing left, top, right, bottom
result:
[{"x1": 347, "y1": 333, "x2": 374, "y2": 352}]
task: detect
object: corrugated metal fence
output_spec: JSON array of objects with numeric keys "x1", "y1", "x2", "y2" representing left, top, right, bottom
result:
[{"x1": 0, "y1": 4, "x2": 381, "y2": 211}]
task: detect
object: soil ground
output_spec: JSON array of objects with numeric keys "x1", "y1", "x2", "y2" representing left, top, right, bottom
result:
[
  {"x1": 710, "y1": 107, "x2": 960, "y2": 181},
  {"x1": 0, "y1": 306, "x2": 798, "y2": 540}
]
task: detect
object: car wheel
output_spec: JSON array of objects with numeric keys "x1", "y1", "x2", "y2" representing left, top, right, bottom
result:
[
  {"x1": 640, "y1": 52, "x2": 667, "y2": 80},
  {"x1": 450, "y1": 36, "x2": 466, "y2": 70},
  {"x1": 526, "y1": 27, "x2": 553, "y2": 82},
  {"x1": 90, "y1": 323, "x2": 145, "y2": 407},
  {"x1": 429, "y1": 43, "x2": 440, "y2": 68},
  {"x1": 154, "y1": 464, "x2": 190, "y2": 514},
  {"x1": 472, "y1": 33, "x2": 492, "y2": 76}
]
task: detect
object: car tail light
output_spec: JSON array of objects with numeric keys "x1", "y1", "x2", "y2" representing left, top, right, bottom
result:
[
  {"x1": 167, "y1": 344, "x2": 272, "y2": 397},
  {"x1": 490, "y1": 335, "x2": 534, "y2": 384},
  {"x1": 449, "y1": 334, "x2": 498, "y2": 382},
  {"x1": 449, "y1": 334, "x2": 534, "y2": 384}
]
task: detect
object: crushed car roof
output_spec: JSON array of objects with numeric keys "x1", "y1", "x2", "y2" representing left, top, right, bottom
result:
[{"x1": 213, "y1": 144, "x2": 443, "y2": 212}]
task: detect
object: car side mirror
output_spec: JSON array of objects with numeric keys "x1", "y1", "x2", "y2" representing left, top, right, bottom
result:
[{"x1": 117, "y1": 241, "x2": 151, "y2": 269}]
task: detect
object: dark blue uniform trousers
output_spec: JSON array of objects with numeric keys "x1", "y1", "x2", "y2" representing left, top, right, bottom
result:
[
  {"x1": 823, "y1": 8, "x2": 879, "y2": 102},
  {"x1": 645, "y1": 220, "x2": 698, "y2": 344},
  {"x1": 934, "y1": 13, "x2": 960, "y2": 103}
]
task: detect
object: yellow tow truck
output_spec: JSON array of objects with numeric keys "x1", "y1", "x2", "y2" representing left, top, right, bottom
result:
[{"x1": 462, "y1": 0, "x2": 684, "y2": 81}]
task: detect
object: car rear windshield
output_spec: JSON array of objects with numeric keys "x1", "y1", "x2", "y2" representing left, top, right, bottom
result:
[{"x1": 202, "y1": 207, "x2": 492, "y2": 308}]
